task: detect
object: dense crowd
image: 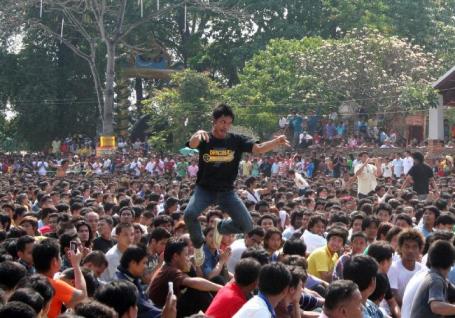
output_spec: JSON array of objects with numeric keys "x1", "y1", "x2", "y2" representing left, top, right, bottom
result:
[{"x1": 1, "y1": 105, "x2": 455, "y2": 318}]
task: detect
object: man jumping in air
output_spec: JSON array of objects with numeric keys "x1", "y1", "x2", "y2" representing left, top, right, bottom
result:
[{"x1": 184, "y1": 103, "x2": 290, "y2": 265}]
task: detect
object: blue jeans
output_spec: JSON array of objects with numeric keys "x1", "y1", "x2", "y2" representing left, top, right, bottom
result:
[{"x1": 183, "y1": 185, "x2": 253, "y2": 248}]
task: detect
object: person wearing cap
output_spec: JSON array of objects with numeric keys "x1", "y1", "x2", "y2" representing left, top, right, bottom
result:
[{"x1": 354, "y1": 152, "x2": 382, "y2": 199}]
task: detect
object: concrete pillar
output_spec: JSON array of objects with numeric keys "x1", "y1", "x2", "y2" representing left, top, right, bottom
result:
[{"x1": 428, "y1": 95, "x2": 444, "y2": 140}]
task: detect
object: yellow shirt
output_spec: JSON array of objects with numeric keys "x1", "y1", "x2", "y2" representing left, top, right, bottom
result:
[{"x1": 307, "y1": 245, "x2": 338, "y2": 279}]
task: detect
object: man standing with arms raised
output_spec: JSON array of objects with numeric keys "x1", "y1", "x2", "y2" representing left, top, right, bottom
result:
[{"x1": 184, "y1": 103, "x2": 290, "y2": 265}]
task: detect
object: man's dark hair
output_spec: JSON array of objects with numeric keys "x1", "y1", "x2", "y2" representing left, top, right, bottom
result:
[
  {"x1": 343, "y1": 255, "x2": 378, "y2": 291},
  {"x1": 397, "y1": 228, "x2": 424, "y2": 250},
  {"x1": 368, "y1": 273, "x2": 388, "y2": 303},
  {"x1": 153, "y1": 215, "x2": 172, "y2": 228},
  {"x1": 212, "y1": 103, "x2": 235, "y2": 121},
  {"x1": 258, "y1": 263, "x2": 291, "y2": 295},
  {"x1": 120, "y1": 245, "x2": 147, "y2": 269},
  {"x1": 82, "y1": 250, "x2": 108, "y2": 268},
  {"x1": 423, "y1": 231, "x2": 454, "y2": 255},
  {"x1": 290, "y1": 211, "x2": 304, "y2": 228},
  {"x1": 115, "y1": 222, "x2": 133, "y2": 236},
  {"x1": 350, "y1": 231, "x2": 368, "y2": 243},
  {"x1": 326, "y1": 227, "x2": 348, "y2": 245},
  {"x1": 435, "y1": 212, "x2": 455, "y2": 226},
  {"x1": 412, "y1": 152, "x2": 424, "y2": 163},
  {"x1": 32, "y1": 238, "x2": 60, "y2": 273},
  {"x1": 424, "y1": 205, "x2": 441, "y2": 219},
  {"x1": 94, "y1": 280, "x2": 138, "y2": 317},
  {"x1": 362, "y1": 216, "x2": 380, "y2": 231},
  {"x1": 16, "y1": 235, "x2": 35, "y2": 253},
  {"x1": 287, "y1": 265, "x2": 307, "y2": 288},
  {"x1": 241, "y1": 247, "x2": 270, "y2": 265},
  {"x1": 282, "y1": 239, "x2": 307, "y2": 256},
  {"x1": 428, "y1": 240, "x2": 455, "y2": 269},
  {"x1": 395, "y1": 213, "x2": 413, "y2": 226},
  {"x1": 0, "y1": 261, "x2": 27, "y2": 291},
  {"x1": 246, "y1": 226, "x2": 265, "y2": 238},
  {"x1": 307, "y1": 214, "x2": 327, "y2": 230},
  {"x1": 234, "y1": 258, "x2": 261, "y2": 287},
  {"x1": 75, "y1": 300, "x2": 117, "y2": 318},
  {"x1": 0, "y1": 301, "x2": 36, "y2": 318},
  {"x1": 324, "y1": 280, "x2": 360, "y2": 311},
  {"x1": 16, "y1": 274, "x2": 55, "y2": 306},
  {"x1": 257, "y1": 214, "x2": 277, "y2": 227},
  {"x1": 163, "y1": 238, "x2": 187, "y2": 263},
  {"x1": 9, "y1": 288, "x2": 44, "y2": 314},
  {"x1": 149, "y1": 227, "x2": 172, "y2": 243},
  {"x1": 367, "y1": 241, "x2": 394, "y2": 263}
]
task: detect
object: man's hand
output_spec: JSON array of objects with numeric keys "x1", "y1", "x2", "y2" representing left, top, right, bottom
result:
[
  {"x1": 194, "y1": 130, "x2": 210, "y2": 143},
  {"x1": 162, "y1": 290, "x2": 177, "y2": 318},
  {"x1": 274, "y1": 135, "x2": 291, "y2": 147},
  {"x1": 68, "y1": 249, "x2": 83, "y2": 268},
  {"x1": 220, "y1": 247, "x2": 231, "y2": 264}
]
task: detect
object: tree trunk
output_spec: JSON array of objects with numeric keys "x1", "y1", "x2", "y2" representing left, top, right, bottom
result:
[
  {"x1": 135, "y1": 77, "x2": 143, "y2": 114},
  {"x1": 103, "y1": 42, "x2": 115, "y2": 135}
]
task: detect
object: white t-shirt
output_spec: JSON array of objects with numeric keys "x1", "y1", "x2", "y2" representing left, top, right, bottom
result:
[
  {"x1": 403, "y1": 156, "x2": 414, "y2": 175},
  {"x1": 233, "y1": 295, "x2": 271, "y2": 318},
  {"x1": 100, "y1": 245, "x2": 122, "y2": 282},
  {"x1": 36, "y1": 161, "x2": 49, "y2": 176},
  {"x1": 301, "y1": 230, "x2": 327, "y2": 253},
  {"x1": 392, "y1": 158, "x2": 403, "y2": 178},
  {"x1": 401, "y1": 267, "x2": 429, "y2": 318},
  {"x1": 227, "y1": 239, "x2": 247, "y2": 274},
  {"x1": 354, "y1": 163, "x2": 377, "y2": 195},
  {"x1": 381, "y1": 162, "x2": 393, "y2": 178},
  {"x1": 246, "y1": 190, "x2": 261, "y2": 204},
  {"x1": 387, "y1": 259, "x2": 423, "y2": 303}
]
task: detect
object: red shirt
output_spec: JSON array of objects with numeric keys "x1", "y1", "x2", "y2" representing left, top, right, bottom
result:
[{"x1": 205, "y1": 281, "x2": 247, "y2": 318}]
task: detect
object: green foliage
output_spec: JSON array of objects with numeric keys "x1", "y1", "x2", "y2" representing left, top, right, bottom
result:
[{"x1": 144, "y1": 70, "x2": 222, "y2": 150}]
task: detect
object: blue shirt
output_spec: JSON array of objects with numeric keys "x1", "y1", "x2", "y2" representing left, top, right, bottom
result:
[{"x1": 202, "y1": 243, "x2": 220, "y2": 277}]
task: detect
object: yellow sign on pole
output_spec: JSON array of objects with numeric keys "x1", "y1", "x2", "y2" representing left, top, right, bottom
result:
[{"x1": 100, "y1": 136, "x2": 116, "y2": 148}]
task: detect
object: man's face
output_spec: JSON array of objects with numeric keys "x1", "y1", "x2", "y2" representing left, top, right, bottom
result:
[
  {"x1": 395, "y1": 219, "x2": 410, "y2": 229},
  {"x1": 18, "y1": 242, "x2": 35, "y2": 265},
  {"x1": 365, "y1": 224, "x2": 378, "y2": 241},
  {"x1": 176, "y1": 247, "x2": 190, "y2": 271},
  {"x1": 436, "y1": 223, "x2": 454, "y2": 232},
  {"x1": 327, "y1": 236, "x2": 344, "y2": 253},
  {"x1": 77, "y1": 225, "x2": 90, "y2": 243},
  {"x1": 423, "y1": 210, "x2": 436, "y2": 227},
  {"x1": 86, "y1": 213, "x2": 99, "y2": 232},
  {"x1": 120, "y1": 210, "x2": 133, "y2": 224},
  {"x1": 400, "y1": 240, "x2": 420, "y2": 262},
  {"x1": 361, "y1": 154, "x2": 369, "y2": 163},
  {"x1": 310, "y1": 221, "x2": 325, "y2": 235},
  {"x1": 118, "y1": 226, "x2": 134, "y2": 248},
  {"x1": 48, "y1": 216, "x2": 58, "y2": 232},
  {"x1": 352, "y1": 219, "x2": 363, "y2": 233},
  {"x1": 342, "y1": 289, "x2": 363, "y2": 318},
  {"x1": 212, "y1": 115, "x2": 233, "y2": 138},
  {"x1": 150, "y1": 238, "x2": 168, "y2": 255},
  {"x1": 98, "y1": 220, "x2": 111, "y2": 236},
  {"x1": 130, "y1": 257, "x2": 148, "y2": 278},
  {"x1": 351, "y1": 237, "x2": 367, "y2": 255},
  {"x1": 293, "y1": 216, "x2": 303, "y2": 229},
  {"x1": 260, "y1": 218, "x2": 274, "y2": 231},
  {"x1": 245, "y1": 234, "x2": 263, "y2": 248},
  {"x1": 377, "y1": 210, "x2": 391, "y2": 223}
]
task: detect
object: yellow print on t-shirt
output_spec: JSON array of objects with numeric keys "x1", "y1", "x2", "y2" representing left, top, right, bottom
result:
[{"x1": 203, "y1": 149, "x2": 235, "y2": 163}]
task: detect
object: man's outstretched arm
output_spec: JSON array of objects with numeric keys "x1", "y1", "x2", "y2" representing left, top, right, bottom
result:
[{"x1": 252, "y1": 135, "x2": 290, "y2": 154}]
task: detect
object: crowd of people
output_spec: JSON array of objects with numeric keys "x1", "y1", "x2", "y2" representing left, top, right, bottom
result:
[{"x1": 1, "y1": 104, "x2": 455, "y2": 318}]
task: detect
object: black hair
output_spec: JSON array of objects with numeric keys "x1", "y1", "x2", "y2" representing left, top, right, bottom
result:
[
  {"x1": 435, "y1": 212, "x2": 455, "y2": 226},
  {"x1": 94, "y1": 280, "x2": 138, "y2": 317},
  {"x1": 282, "y1": 239, "x2": 307, "y2": 256},
  {"x1": 212, "y1": 103, "x2": 235, "y2": 121},
  {"x1": 307, "y1": 214, "x2": 327, "y2": 230},
  {"x1": 0, "y1": 261, "x2": 27, "y2": 291},
  {"x1": 324, "y1": 280, "x2": 360, "y2": 311},
  {"x1": 397, "y1": 228, "x2": 424, "y2": 250},
  {"x1": 343, "y1": 255, "x2": 378, "y2": 291},
  {"x1": 326, "y1": 227, "x2": 348, "y2": 245},
  {"x1": 257, "y1": 214, "x2": 277, "y2": 227},
  {"x1": 428, "y1": 240, "x2": 455, "y2": 269},
  {"x1": 287, "y1": 265, "x2": 307, "y2": 289},
  {"x1": 361, "y1": 216, "x2": 380, "y2": 231},
  {"x1": 9, "y1": 288, "x2": 44, "y2": 314},
  {"x1": 246, "y1": 226, "x2": 265, "y2": 238},
  {"x1": 75, "y1": 300, "x2": 117, "y2": 318},
  {"x1": 234, "y1": 258, "x2": 261, "y2": 287},
  {"x1": 368, "y1": 273, "x2": 388, "y2": 303},
  {"x1": 164, "y1": 238, "x2": 187, "y2": 263},
  {"x1": 115, "y1": 222, "x2": 133, "y2": 236},
  {"x1": 153, "y1": 215, "x2": 172, "y2": 228},
  {"x1": 16, "y1": 274, "x2": 55, "y2": 306},
  {"x1": 61, "y1": 267, "x2": 100, "y2": 297},
  {"x1": 290, "y1": 211, "x2": 304, "y2": 228},
  {"x1": 395, "y1": 213, "x2": 413, "y2": 226},
  {"x1": 241, "y1": 247, "x2": 270, "y2": 265},
  {"x1": 16, "y1": 235, "x2": 35, "y2": 252},
  {"x1": 0, "y1": 301, "x2": 36, "y2": 318},
  {"x1": 82, "y1": 250, "x2": 109, "y2": 268},
  {"x1": 32, "y1": 238, "x2": 60, "y2": 273},
  {"x1": 424, "y1": 205, "x2": 441, "y2": 219},
  {"x1": 120, "y1": 245, "x2": 148, "y2": 269},
  {"x1": 367, "y1": 241, "x2": 394, "y2": 263},
  {"x1": 258, "y1": 263, "x2": 291, "y2": 295},
  {"x1": 423, "y1": 231, "x2": 454, "y2": 255},
  {"x1": 412, "y1": 152, "x2": 424, "y2": 163}
]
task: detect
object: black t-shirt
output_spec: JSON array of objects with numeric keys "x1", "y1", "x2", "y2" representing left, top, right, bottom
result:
[
  {"x1": 407, "y1": 163, "x2": 434, "y2": 195},
  {"x1": 92, "y1": 236, "x2": 116, "y2": 254},
  {"x1": 192, "y1": 133, "x2": 255, "y2": 191}
]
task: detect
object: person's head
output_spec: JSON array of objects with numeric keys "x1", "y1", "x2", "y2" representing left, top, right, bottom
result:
[
  {"x1": 32, "y1": 238, "x2": 61, "y2": 275},
  {"x1": 368, "y1": 273, "x2": 388, "y2": 305},
  {"x1": 257, "y1": 214, "x2": 277, "y2": 231},
  {"x1": 359, "y1": 151, "x2": 369, "y2": 163},
  {"x1": 397, "y1": 229, "x2": 424, "y2": 262},
  {"x1": 290, "y1": 211, "x2": 304, "y2": 229},
  {"x1": 234, "y1": 257, "x2": 261, "y2": 290},
  {"x1": 394, "y1": 213, "x2": 413, "y2": 229},
  {"x1": 163, "y1": 238, "x2": 188, "y2": 271},
  {"x1": 76, "y1": 221, "x2": 93, "y2": 246},
  {"x1": 75, "y1": 300, "x2": 117, "y2": 318},
  {"x1": 428, "y1": 240, "x2": 455, "y2": 270},
  {"x1": 0, "y1": 261, "x2": 27, "y2": 293},
  {"x1": 148, "y1": 227, "x2": 171, "y2": 255},
  {"x1": 375, "y1": 203, "x2": 392, "y2": 223},
  {"x1": 115, "y1": 223, "x2": 134, "y2": 250},
  {"x1": 9, "y1": 288, "x2": 44, "y2": 316},
  {"x1": 82, "y1": 251, "x2": 109, "y2": 277},
  {"x1": 412, "y1": 152, "x2": 424, "y2": 164},
  {"x1": 119, "y1": 207, "x2": 134, "y2": 224},
  {"x1": 435, "y1": 212, "x2": 455, "y2": 232},
  {"x1": 85, "y1": 211, "x2": 100, "y2": 234},
  {"x1": 350, "y1": 232, "x2": 368, "y2": 255},
  {"x1": 94, "y1": 280, "x2": 138, "y2": 318},
  {"x1": 361, "y1": 216, "x2": 380, "y2": 242},
  {"x1": 422, "y1": 205, "x2": 440, "y2": 228},
  {"x1": 282, "y1": 239, "x2": 307, "y2": 256},
  {"x1": 212, "y1": 103, "x2": 234, "y2": 138},
  {"x1": 16, "y1": 235, "x2": 35, "y2": 266},
  {"x1": 98, "y1": 216, "x2": 113, "y2": 238},
  {"x1": 15, "y1": 274, "x2": 54, "y2": 315},
  {"x1": 343, "y1": 255, "x2": 378, "y2": 298},
  {"x1": 285, "y1": 265, "x2": 306, "y2": 304},
  {"x1": 119, "y1": 245, "x2": 148, "y2": 278},
  {"x1": 244, "y1": 227, "x2": 265, "y2": 248},
  {"x1": 326, "y1": 227, "x2": 348, "y2": 254},
  {"x1": 323, "y1": 280, "x2": 363, "y2": 318},
  {"x1": 307, "y1": 215, "x2": 327, "y2": 235},
  {"x1": 258, "y1": 263, "x2": 291, "y2": 299},
  {"x1": 366, "y1": 241, "x2": 394, "y2": 274},
  {"x1": 263, "y1": 227, "x2": 282, "y2": 253},
  {"x1": 350, "y1": 212, "x2": 366, "y2": 234},
  {"x1": 0, "y1": 301, "x2": 36, "y2": 318}
]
